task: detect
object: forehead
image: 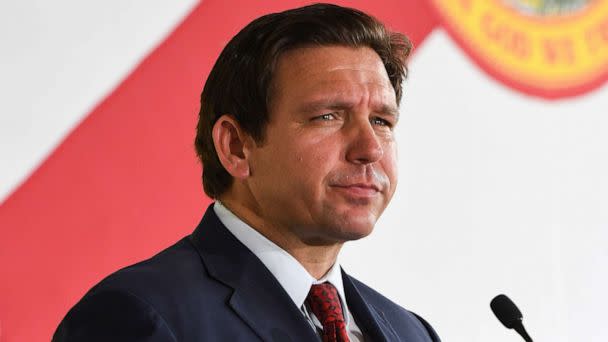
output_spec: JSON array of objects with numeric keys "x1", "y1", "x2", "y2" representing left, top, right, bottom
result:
[{"x1": 269, "y1": 46, "x2": 396, "y2": 109}]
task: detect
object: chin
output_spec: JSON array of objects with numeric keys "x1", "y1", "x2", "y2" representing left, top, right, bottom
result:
[
  {"x1": 302, "y1": 203, "x2": 383, "y2": 243},
  {"x1": 345, "y1": 221, "x2": 376, "y2": 239},
  {"x1": 337, "y1": 229, "x2": 372, "y2": 242},
  {"x1": 299, "y1": 216, "x2": 375, "y2": 246},
  {"x1": 330, "y1": 215, "x2": 377, "y2": 242}
]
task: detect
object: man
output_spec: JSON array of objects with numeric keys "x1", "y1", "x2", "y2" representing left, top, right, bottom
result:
[{"x1": 54, "y1": 3, "x2": 440, "y2": 341}]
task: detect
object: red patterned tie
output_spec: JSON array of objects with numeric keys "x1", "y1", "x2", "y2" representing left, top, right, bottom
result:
[{"x1": 306, "y1": 282, "x2": 350, "y2": 342}]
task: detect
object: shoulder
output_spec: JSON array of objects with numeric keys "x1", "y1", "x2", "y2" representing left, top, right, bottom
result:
[
  {"x1": 347, "y1": 275, "x2": 441, "y2": 342},
  {"x1": 53, "y1": 287, "x2": 177, "y2": 342},
  {"x1": 93, "y1": 237, "x2": 205, "y2": 297},
  {"x1": 54, "y1": 236, "x2": 229, "y2": 341},
  {"x1": 81, "y1": 235, "x2": 230, "y2": 311}
]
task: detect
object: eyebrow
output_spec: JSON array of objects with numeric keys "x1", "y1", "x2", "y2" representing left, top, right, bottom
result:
[
  {"x1": 299, "y1": 100, "x2": 400, "y2": 119},
  {"x1": 376, "y1": 104, "x2": 400, "y2": 119}
]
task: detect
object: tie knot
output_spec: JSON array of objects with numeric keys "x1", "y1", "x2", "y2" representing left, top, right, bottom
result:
[{"x1": 306, "y1": 282, "x2": 345, "y2": 326}]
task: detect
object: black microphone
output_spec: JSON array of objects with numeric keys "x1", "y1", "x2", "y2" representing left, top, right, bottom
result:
[{"x1": 490, "y1": 294, "x2": 533, "y2": 342}]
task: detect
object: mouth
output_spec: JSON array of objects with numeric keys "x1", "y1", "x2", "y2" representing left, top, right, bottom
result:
[{"x1": 330, "y1": 183, "x2": 380, "y2": 198}]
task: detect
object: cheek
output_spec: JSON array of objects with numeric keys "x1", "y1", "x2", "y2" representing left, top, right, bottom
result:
[
  {"x1": 281, "y1": 145, "x2": 339, "y2": 202},
  {"x1": 292, "y1": 146, "x2": 333, "y2": 181}
]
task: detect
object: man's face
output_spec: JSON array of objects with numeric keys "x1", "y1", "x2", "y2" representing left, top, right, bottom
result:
[{"x1": 245, "y1": 45, "x2": 398, "y2": 245}]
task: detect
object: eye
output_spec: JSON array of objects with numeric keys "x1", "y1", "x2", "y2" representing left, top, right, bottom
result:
[
  {"x1": 313, "y1": 113, "x2": 337, "y2": 121},
  {"x1": 370, "y1": 117, "x2": 392, "y2": 128}
]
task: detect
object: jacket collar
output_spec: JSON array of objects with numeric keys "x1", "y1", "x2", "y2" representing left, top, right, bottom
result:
[
  {"x1": 189, "y1": 205, "x2": 319, "y2": 342},
  {"x1": 342, "y1": 270, "x2": 399, "y2": 342},
  {"x1": 189, "y1": 204, "x2": 399, "y2": 341}
]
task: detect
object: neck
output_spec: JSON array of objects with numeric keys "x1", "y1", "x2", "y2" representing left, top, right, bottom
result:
[
  {"x1": 219, "y1": 196, "x2": 343, "y2": 279},
  {"x1": 285, "y1": 243, "x2": 342, "y2": 279}
]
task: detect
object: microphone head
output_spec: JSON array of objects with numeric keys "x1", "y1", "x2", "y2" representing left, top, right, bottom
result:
[{"x1": 490, "y1": 294, "x2": 523, "y2": 329}]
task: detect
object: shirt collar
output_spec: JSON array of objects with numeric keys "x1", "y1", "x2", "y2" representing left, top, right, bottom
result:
[{"x1": 213, "y1": 201, "x2": 350, "y2": 322}]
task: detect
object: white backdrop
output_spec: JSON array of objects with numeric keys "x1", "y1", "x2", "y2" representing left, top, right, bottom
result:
[{"x1": 2, "y1": 1, "x2": 607, "y2": 341}]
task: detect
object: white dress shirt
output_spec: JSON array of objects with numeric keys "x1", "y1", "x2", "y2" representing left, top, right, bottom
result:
[{"x1": 214, "y1": 201, "x2": 364, "y2": 341}]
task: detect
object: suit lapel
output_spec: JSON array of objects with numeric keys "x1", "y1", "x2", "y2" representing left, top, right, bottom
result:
[
  {"x1": 343, "y1": 270, "x2": 399, "y2": 342},
  {"x1": 189, "y1": 206, "x2": 319, "y2": 342}
]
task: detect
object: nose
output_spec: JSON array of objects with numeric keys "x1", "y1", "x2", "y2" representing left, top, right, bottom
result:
[{"x1": 345, "y1": 119, "x2": 384, "y2": 164}]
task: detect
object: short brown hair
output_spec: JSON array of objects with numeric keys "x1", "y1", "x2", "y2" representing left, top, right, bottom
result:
[{"x1": 195, "y1": 3, "x2": 412, "y2": 198}]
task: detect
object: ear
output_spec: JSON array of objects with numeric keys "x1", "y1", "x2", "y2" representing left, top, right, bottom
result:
[{"x1": 212, "y1": 115, "x2": 252, "y2": 179}]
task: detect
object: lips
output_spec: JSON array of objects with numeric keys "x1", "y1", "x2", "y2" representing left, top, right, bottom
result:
[{"x1": 331, "y1": 183, "x2": 380, "y2": 198}]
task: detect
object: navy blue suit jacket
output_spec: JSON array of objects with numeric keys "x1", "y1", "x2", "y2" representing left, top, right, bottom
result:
[{"x1": 54, "y1": 205, "x2": 440, "y2": 341}]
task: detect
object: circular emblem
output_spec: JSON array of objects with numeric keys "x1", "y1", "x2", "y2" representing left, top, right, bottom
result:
[{"x1": 428, "y1": 0, "x2": 608, "y2": 99}]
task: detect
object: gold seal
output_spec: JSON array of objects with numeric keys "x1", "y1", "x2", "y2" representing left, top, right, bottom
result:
[{"x1": 429, "y1": 0, "x2": 608, "y2": 98}]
